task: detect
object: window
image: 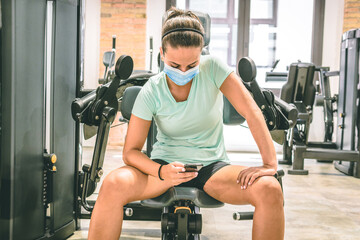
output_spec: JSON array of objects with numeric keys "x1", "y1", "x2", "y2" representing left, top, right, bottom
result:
[
  {"x1": 175, "y1": 0, "x2": 315, "y2": 88},
  {"x1": 177, "y1": 0, "x2": 238, "y2": 69},
  {"x1": 176, "y1": 0, "x2": 278, "y2": 72},
  {"x1": 250, "y1": 0, "x2": 314, "y2": 88},
  {"x1": 249, "y1": 0, "x2": 278, "y2": 69}
]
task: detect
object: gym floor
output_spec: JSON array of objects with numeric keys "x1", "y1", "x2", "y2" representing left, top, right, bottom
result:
[{"x1": 68, "y1": 147, "x2": 360, "y2": 240}]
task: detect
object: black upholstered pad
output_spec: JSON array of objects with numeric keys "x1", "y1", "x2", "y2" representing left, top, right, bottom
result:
[
  {"x1": 141, "y1": 187, "x2": 224, "y2": 208},
  {"x1": 120, "y1": 86, "x2": 142, "y2": 120}
]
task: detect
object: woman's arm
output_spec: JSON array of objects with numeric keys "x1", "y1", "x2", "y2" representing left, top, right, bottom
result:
[
  {"x1": 220, "y1": 72, "x2": 277, "y2": 188},
  {"x1": 123, "y1": 114, "x2": 197, "y2": 185},
  {"x1": 122, "y1": 115, "x2": 159, "y2": 177}
]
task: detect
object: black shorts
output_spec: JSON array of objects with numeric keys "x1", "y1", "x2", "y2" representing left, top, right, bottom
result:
[{"x1": 153, "y1": 159, "x2": 230, "y2": 190}]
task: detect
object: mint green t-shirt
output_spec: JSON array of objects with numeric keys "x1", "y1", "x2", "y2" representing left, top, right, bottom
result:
[{"x1": 132, "y1": 55, "x2": 233, "y2": 166}]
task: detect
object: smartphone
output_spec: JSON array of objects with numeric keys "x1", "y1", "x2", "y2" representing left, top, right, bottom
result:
[{"x1": 184, "y1": 163, "x2": 203, "y2": 172}]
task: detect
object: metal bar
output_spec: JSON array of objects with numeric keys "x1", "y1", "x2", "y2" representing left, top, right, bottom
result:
[
  {"x1": 44, "y1": 1, "x2": 54, "y2": 154},
  {"x1": 324, "y1": 71, "x2": 339, "y2": 77},
  {"x1": 233, "y1": 212, "x2": 253, "y2": 221},
  {"x1": 311, "y1": 0, "x2": 325, "y2": 66},
  {"x1": 227, "y1": 0, "x2": 235, "y2": 66},
  {"x1": 79, "y1": 201, "x2": 163, "y2": 221},
  {"x1": 166, "y1": 0, "x2": 176, "y2": 10},
  {"x1": 307, "y1": 141, "x2": 337, "y2": 149},
  {"x1": 303, "y1": 148, "x2": 359, "y2": 162},
  {"x1": 89, "y1": 109, "x2": 114, "y2": 182},
  {"x1": 236, "y1": 0, "x2": 250, "y2": 65}
]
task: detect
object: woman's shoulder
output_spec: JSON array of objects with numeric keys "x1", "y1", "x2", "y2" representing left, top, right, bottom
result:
[
  {"x1": 143, "y1": 72, "x2": 165, "y2": 89},
  {"x1": 200, "y1": 55, "x2": 223, "y2": 68},
  {"x1": 200, "y1": 54, "x2": 212, "y2": 64},
  {"x1": 150, "y1": 72, "x2": 166, "y2": 83}
]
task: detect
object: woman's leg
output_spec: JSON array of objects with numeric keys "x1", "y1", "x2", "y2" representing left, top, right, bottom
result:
[
  {"x1": 203, "y1": 165, "x2": 285, "y2": 240},
  {"x1": 88, "y1": 166, "x2": 171, "y2": 240}
]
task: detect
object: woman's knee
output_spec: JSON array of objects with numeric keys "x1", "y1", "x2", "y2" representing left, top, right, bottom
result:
[
  {"x1": 251, "y1": 176, "x2": 283, "y2": 207},
  {"x1": 100, "y1": 168, "x2": 137, "y2": 203}
]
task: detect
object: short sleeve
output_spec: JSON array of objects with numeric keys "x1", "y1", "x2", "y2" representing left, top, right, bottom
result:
[
  {"x1": 210, "y1": 56, "x2": 234, "y2": 88},
  {"x1": 131, "y1": 82, "x2": 156, "y2": 121}
]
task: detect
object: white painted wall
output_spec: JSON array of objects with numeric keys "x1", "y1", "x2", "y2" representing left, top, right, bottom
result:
[
  {"x1": 82, "y1": 0, "x2": 101, "y2": 147},
  {"x1": 275, "y1": 0, "x2": 314, "y2": 71},
  {"x1": 146, "y1": 0, "x2": 166, "y2": 73},
  {"x1": 83, "y1": 0, "x2": 101, "y2": 90},
  {"x1": 322, "y1": 0, "x2": 344, "y2": 91}
]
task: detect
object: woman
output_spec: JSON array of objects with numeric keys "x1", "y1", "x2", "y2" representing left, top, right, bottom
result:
[{"x1": 88, "y1": 7, "x2": 284, "y2": 240}]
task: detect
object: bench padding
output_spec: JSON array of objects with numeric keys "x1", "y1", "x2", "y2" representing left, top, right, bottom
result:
[{"x1": 141, "y1": 187, "x2": 224, "y2": 208}]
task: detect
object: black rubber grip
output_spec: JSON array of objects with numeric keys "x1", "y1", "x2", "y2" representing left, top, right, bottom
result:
[{"x1": 233, "y1": 212, "x2": 254, "y2": 221}]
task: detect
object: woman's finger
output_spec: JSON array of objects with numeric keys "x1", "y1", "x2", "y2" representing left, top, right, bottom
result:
[
  {"x1": 237, "y1": 167, "x2": 249, "y2": 184},
  {"x1": 171, "y1": 161, "x2": 185, "y2": 167},
  {"x1": 248, "y1": 172, "x2": 260, "y2": 186},
  {"x1": 172, "y1": 172, "x2": 197, "y2": 185},
  {"x1": 243, "y1": 171, "x2": 254, "y2": 189},
  {"x1": 239, "y1": 167, "x2": 254, "y2": 188},
  {"x1": 178, "y1": 172, "x2": 198, "y2": 179}
]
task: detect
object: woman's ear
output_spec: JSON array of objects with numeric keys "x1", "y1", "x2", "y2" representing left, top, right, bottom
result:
[{"x1": 160, "y1": 47, "x2": 164, "y2": 61}]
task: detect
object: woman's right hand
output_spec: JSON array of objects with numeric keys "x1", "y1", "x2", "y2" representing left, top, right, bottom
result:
[{"x1": 160, "y1": 162, "x2": 198, "y2": 186}]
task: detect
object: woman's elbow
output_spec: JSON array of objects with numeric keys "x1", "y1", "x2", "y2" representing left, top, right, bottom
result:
[
  {"x1": 122, "y1": 148, "x2": 142, "y2": 166},
  {"x1": 122, "y1": 149, "x2": 131, "y2": 165}
]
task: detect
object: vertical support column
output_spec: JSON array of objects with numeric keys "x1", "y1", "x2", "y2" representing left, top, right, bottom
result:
[
  {"x1": 288, "y1": 145, "x2": 309, "y2": 175},
  {"x1": 236, "y1": 0, "x2": 251, "y2": 66},
  {"x1": 51, "y1": 0, "x2": 77, "y2": 234},
  {"x1": 311, "y1": 0, "x2": 325, "y2": 66},
  {"x1": 334, "y1": 29, "x2": 359, "y2": 176},
  {"x1": 166, "y1": 0, "x2": 177, "y2": 10}
]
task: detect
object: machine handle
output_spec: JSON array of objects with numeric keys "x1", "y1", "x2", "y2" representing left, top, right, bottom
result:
[{"x1": 233, "y1": 212, "x2": 253, "y2": 221}]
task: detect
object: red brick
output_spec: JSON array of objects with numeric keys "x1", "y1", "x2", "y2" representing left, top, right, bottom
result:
[
  {"x1": 100, "y1": 0, "x2": 147, "y2": 145},
  {"x1": 343, "y1": 0, "x2": 360, "y2": 32}
]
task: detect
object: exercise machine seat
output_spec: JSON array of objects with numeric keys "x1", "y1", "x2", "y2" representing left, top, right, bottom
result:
[{"x1": 141, "y1": 187, "x2": 224, "y2": 208}]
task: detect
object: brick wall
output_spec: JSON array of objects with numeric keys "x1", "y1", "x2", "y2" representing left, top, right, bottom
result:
[
  {"x1": 100, "y1": 0, "x2": 147, "y2": 147},
  {"x1": 343, "y1": 0, "x2": 360, "y2": 32}
]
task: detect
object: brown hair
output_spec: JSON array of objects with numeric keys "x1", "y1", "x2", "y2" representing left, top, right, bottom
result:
[{"x1": 161, "y1": 7, "x2": 205, "y2": 53}]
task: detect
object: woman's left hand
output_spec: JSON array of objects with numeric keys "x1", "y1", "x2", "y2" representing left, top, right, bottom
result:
[{"x1": 237, "y1": 165, "x2": 277, "y2": 190}]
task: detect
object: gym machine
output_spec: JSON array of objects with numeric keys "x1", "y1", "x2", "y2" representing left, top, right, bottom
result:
[
  {"x1": 1, "y1": 0, "x2": 79, "y2": 239},
  {"x1": 279, "y1": 28, "x2": 360, "y2": 178},
  {"x1": 71, "y1": 53, "x2": 296, "y2": 239}
]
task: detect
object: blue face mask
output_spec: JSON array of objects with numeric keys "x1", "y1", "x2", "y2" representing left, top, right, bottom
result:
[{"x1": 163, "y1": 63, "x2": 200, "y2": 86}]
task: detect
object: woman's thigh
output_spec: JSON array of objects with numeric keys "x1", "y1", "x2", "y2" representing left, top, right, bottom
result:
[
  {"x1": 203, "y1": 165, "x2": 282, "y2": 206},
  {"x1": 100, "y1": 165, "x2": 172, "y2": 203}
]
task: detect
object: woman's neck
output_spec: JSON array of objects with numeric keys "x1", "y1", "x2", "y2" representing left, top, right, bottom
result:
[{"x1": 166, "y1": 76, "x2": 193, "y2": 102}]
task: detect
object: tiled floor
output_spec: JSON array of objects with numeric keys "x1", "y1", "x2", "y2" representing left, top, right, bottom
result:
[{"x1": 68, "y1": 146, "x2": 360, "y2": 240}]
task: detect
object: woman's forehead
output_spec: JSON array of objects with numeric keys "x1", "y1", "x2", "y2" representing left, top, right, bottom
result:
[{"x1": 164, "y1": 46, "x2": 202, "y2": 65}]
